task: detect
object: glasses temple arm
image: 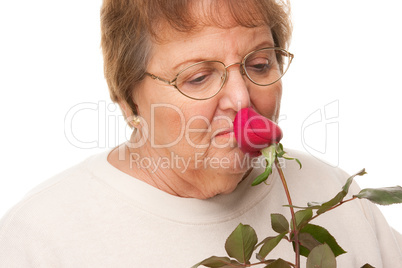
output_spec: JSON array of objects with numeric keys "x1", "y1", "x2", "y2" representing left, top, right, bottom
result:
[{"x1": 145, "y1": 72, "x2": 175, "y2": 86}]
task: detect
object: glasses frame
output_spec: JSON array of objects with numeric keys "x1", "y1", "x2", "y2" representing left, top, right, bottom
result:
[{"x1": 145, "y1": 47, "x2": 294, "y2": 100}]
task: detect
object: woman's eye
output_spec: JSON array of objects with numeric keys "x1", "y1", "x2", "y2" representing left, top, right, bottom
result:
[
  {"x1": 187, "y1": 73, "x2": 209, "y2": 84},
  {"x1": 246, "y1": 58, "x2": 271, "y2": 73},
  {"x1": 177, "y1": 62, "x2": 222, "y2": 92},
  {"x1": 181, "y1": 69, "x2": 215, "y2": 88},
  {"x1": 251, "y1": 63, "x2": 269, "y2": 71}
]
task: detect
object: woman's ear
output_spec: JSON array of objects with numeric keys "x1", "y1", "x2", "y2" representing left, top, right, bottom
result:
[
  {"x1": 119, "y1": 101, "x2": 133, "y2": 119},
  {"x1": 119, "y1": 101, "x2": 140, "y2": 128}
]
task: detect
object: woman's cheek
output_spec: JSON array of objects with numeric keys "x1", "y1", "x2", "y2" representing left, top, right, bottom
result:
[
  {"x1": 185, "y1": 116, "x2": 212, "y2": 148},
  {"x1": 152, "y1": 105, "x2": 186, "y2": 147},
  {"x1": 251, "y1": 84, "x2": 282, "y2": 121}
]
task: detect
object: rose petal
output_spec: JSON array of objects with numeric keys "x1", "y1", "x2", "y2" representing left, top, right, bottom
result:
[{"x1": 233, "y1": 107, "x2": 282, "y2": 154}]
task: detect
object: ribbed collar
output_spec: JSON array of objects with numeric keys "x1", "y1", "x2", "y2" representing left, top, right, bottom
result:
[{"x1": 86, "y1": 149, "x2": 277, "y2": 225}]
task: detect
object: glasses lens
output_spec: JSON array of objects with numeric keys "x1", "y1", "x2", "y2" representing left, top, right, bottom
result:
[
  {"x1": 244, "y1": 48, "x2": 291, "y2": 86},
  {"x1": 175, "y1": 61, "x2": 225, "y2": 100}
]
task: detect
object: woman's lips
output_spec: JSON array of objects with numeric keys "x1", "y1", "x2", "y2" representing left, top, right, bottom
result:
[{"x1": 214, "y1": 129, "x2": 234, "y2": 137}]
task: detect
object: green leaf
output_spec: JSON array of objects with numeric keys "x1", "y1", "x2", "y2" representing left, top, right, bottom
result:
[
  {"x1": 258, "y1": 233, "x2": 287, "y2": 259},
  {"x1": 355, "y1": 186, "x2": 402, "y2": 205},
  {"x1": 274, "y1": 143, "x2": 302, "y2": 169},
  {"x1": 300, "y1": 224, "x2": 346, "y2": 257},
  {"x1": 191, "y1": 256, "x2": 232, "y2": 268},
  {"x1": 316, "y1": 191, "x2": 345, "y2": 215},
  {"x1": 281, "y1": 153, "x2": 302, "y2": 169},
  {"x1": 276, "y1": 151, "x2": 285, "y2": 158},
  {"x1": 360, "y1": 264, "x2": 375, "y2": 268},
  {"x1": 306, "y1": 244, "x2": 336, "y2": 268},
  {"x1": 275, "y1": 144, "x2": 286, "y2": 158},
  {"x1": 264, "y1": 258, "x2": 292, "y2": 268},
  {"x1": 293, "y1": 209, "x2": 313, "y2": 230},
  {"x1": 252, "y1": 164, "x2": 272, "y2": 186},
  {"x1": 276, "y1": 143, "x2": 284, "y2": 154},
  {"x1": 283, "y1": 204, "x2": 318, "y2": 210},
  {"x1": 225, "y1": 224, "x2": 258, "y2": 264},
  {"x1": 254, "y1": 146, "x2": 277, "y2": 186},
  {"x1": 262, "y1": 145, "x2": 277, "y2": 163},
  {"x1": 308, "y1": 169, "x2": 367, "y2": 215},
  {"x1": 342, "y1": 168, "x2": 366, "y2": 193},
  {"x1": 271, "y1": 214, "x2": 289, "y2": 234},
  {"x1": 297, "y1": 233, "x2": 322, "y2": 257},
  {"x1": 295, "y1": 158, "x2": 302, "y2": 169}
]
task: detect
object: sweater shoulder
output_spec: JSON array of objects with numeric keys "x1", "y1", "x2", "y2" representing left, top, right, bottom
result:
[
  {"x1": 278, "y1": 148, "x2": 359, "y2": 204},
  {"x1": 282, "y1": 148, "x2": 350, "y2": 181},
  {"x1": 0, "y1": 156, "x2": 97, "y2": 232}
]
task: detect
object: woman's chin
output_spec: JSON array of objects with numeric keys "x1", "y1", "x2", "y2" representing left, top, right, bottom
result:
[{"x1": 198, "y1": 181, "x2": 240, "y2": 199}]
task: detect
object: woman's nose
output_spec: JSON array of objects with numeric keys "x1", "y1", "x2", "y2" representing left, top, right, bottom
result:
[{"x1": 217, "y1": 63, "x2": 250, "y2": 112}]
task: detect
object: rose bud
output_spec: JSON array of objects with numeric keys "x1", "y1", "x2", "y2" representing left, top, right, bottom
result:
[{"x1": 233, "y1": 107, "x2": 283, "y2": 155}]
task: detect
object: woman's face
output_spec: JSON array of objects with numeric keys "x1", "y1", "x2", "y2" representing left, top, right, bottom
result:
[{"x1": 131, "y1": 23, "x2": 282, "y2": 196}]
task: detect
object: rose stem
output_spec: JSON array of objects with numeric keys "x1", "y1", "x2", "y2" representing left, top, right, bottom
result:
[{"x1": 275, "y1": 158, "x2": 300, "y2": 268}]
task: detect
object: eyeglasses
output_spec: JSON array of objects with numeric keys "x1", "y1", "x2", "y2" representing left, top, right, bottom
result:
[{"x1": 145, "y1": 47, "x2": 294, "y2": 100}]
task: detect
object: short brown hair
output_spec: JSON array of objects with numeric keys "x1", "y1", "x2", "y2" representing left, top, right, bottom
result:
[{"x1": 100, "y1": 0, "x2": 292, "y2": 115}]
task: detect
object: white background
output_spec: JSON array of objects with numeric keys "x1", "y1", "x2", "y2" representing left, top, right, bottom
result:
[{"x1": 0, "y1": 0, "x2": 401, "y2": 236}]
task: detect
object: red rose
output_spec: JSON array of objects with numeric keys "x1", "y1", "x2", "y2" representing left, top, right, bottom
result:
[{"x1": 233, "y1": 107, "x2": 283, "y2": 155}]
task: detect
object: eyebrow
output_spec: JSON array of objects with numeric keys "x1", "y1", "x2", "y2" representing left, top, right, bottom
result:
[
  {"x1": 170, "y1": 41, "x2": 275, "y2": 74},
  {"x1": 171, "y1": 58, "x2": 210, "y2": 74}
]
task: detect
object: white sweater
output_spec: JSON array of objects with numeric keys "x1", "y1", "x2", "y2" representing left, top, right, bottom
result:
[{"x1": 0, "y1": 149, "x2": 401, "y2": 267}]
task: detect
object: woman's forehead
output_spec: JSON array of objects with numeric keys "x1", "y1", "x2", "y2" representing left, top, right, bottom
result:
[
  {"x1": 156, "y1": 24, "x2": 272, "y2": 44},
  {"x1": 148, "y1": 25, "x2": 274, "y2": 73}
]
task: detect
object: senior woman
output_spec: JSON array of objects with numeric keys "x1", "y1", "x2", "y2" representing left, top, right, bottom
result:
[{"x1": 0, "y1": 0, "x2": 401, "y2": 267}]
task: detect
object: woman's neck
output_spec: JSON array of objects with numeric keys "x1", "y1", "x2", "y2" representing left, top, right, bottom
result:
[{"x1": 107, "y1": 143, "x2": 251, "y2": 199}]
